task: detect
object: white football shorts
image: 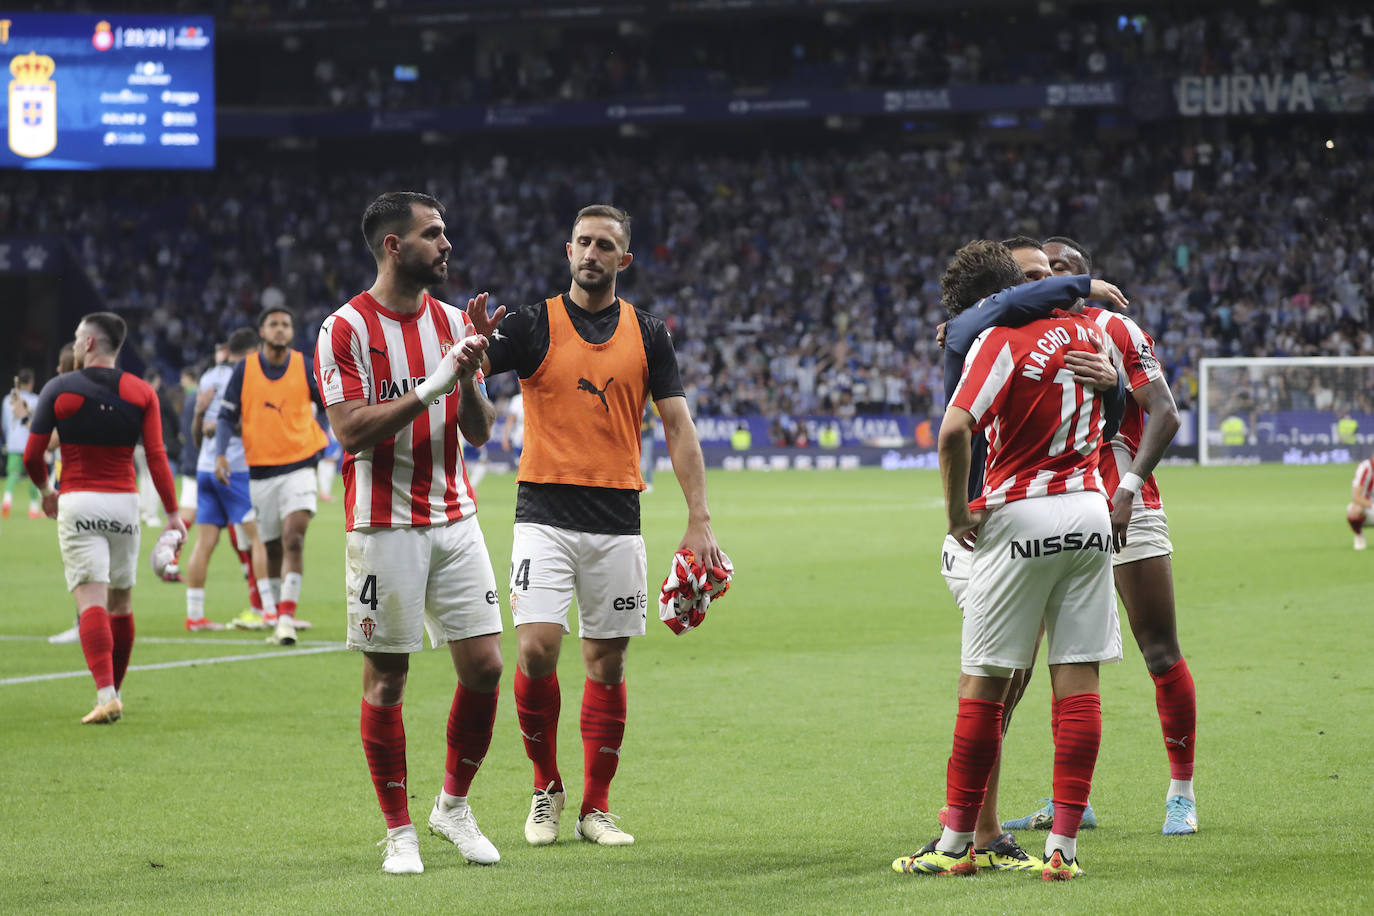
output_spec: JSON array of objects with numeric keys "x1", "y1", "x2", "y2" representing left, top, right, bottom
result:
[
  {"x1": 250, "y1": 467, "x2": 317, "y2": 542},
  {"x1": 940, "y1": 534, "x2": 973, "y2": 610},
  {"x1": 1112, "y1": 506, "x2": 1174, "y2": 566},
  {"x1": 508, "y1": 522, "x2": 648, "y2": 639},
  {"x1": 178, "y1": 475, "x2": 198, "y2": 512},
  {"x1": 345, "y1": 515, "x2": 501, "y2": 653},
  {"x1": 961, "y1": 491, "x2": 1122, "y2": 677},
  {"x1": 56, "y1": 491, "x2": 141, "y2": 592}
]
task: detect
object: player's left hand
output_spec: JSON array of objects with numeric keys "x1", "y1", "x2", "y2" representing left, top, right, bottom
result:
[
  {"x1": 465, "y1": 292, "x2": 507, "y2": 339},
  {"x1": 452, "y1": 335, "x2": 489, "y2": 381},
  {"x1": 1065, "y1": 334, "x2": 1117, "y2": 391},
  {"x1": 1109, "y1": 489, "x2": 1133, "y2": 551},
  {"x1": 949, "y1": 509, "x2": 986, "y2": 551},
  {"x1": 41, "y1": 488, "x2": 58, "y2": 519},
  {"x1": 679, "y1": 518, "x2": 725, "y2": 571}
]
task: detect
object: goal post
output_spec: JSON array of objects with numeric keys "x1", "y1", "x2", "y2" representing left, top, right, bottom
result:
[{"x1": 1198, "y1": 356, "x2": 1374, "y2": 466}]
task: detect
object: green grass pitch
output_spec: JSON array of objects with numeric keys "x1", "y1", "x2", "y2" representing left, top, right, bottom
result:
[{"x1": 1, "y1": 463, "x2": 1370, "y2": 914}]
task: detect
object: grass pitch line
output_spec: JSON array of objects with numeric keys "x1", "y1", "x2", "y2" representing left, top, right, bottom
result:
[
  {"x1": 0, "y1": 634, "x2": 340, "y2": 647},
  {"x1": 0, "y1": 643, "x2": 348, "y2": 687}
]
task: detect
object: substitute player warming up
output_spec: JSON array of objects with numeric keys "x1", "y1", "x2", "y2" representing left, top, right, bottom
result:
[
  {"x1": 24, "y1": 313, "x2": 186, "y2": 724},
  {"x1": 317, "y1": 191, "x2": 505, "y2": 875},
  {"x1": 483, "y1": 204, "x2": 725, "y2": 848}
]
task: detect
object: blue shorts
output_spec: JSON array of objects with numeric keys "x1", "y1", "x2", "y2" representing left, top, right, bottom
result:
[
  {"x1": 196, "y1": 469, "x2": 253, "y2": 528},
  {"x1": 463, "y1": 443, "x2": 483, "y2": 462}
]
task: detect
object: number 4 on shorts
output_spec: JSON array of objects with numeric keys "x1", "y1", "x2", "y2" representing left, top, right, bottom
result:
[
  {"x1": 513, "y1": 559, "x2": 530, "y2": 591},
  {"x1": 359, "y1": 574, "x2": 379, "y2": 611}
]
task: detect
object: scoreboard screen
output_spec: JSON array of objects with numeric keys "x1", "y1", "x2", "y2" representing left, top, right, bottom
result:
[{"x1": 1, "y1": 13, "x2": 214, "y2": 170}]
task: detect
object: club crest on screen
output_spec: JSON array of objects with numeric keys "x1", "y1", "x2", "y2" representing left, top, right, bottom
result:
[{"x1": 8, "y1": 52, "x2": 57, "y2": 159}]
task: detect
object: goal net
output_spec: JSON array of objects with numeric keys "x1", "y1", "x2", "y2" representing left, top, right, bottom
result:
[{"x1": 1198, "y1": 357, "x2": 1374, "y2": 465}]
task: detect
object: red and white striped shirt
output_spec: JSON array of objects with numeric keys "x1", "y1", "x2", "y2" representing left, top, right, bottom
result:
[
  {"x1": 314, "y1": 292, "x2": 482, "y2": 531},
  {"x1": 951, "y1": 312, "x2": 1109, "y2": 510},
  {"x1": 1083, "y1": 306, "x2": 1165, "y2": 510},
  {"x1": 1354, "y1": 459, "x2": 1374, "y2": 502}
]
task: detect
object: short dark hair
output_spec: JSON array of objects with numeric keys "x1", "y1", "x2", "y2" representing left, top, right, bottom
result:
[
  {"x1": 939, "y1": 240, "x2": 1026, "y2": 318},
  {"x1": 58, "y1": 343, "x2": 76, "y2": 374},
  {"x1": 227, "y1": 327, "x2": 261, "y2": 356},
  {"x1": 362, "y1": 191, "x2": 445, "y2": 260},
  {"x1": 257, "y1": 306, "x2": 295, "y2": 330},
  {"x1": 572, "y1": 204, "x2": 632, "y2": 248},
  {"x1": 16, "y1": 368, "x2": 34, "y2": 386},
  {"x1": 1000, "y1": 235, "x2": 1043, "y2": 252},
  {"x1": 80, "y1": 311, "x2": 127, "y2": 355},
  {"x1": 1044, "y1": 236, "x2": 1093, "y2": 273}
]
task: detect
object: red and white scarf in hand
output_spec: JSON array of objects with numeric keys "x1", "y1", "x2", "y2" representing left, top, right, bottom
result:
[{"x1": 658, "y1": 548, "x2": 733, "y2": 634}]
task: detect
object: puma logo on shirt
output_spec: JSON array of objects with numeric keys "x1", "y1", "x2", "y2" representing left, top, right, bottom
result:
[{"x1": 577, "y1": 377, "x2": 613, "y2": 412}]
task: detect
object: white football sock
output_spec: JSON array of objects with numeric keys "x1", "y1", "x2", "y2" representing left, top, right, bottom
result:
[
  {"x1": 257, "y1": 580, "x2": 278, "y2": 617},
  {"x1": 937, "y1": 826, "x2": 974, "y2": 855},
  {"x1": 186, "y1": 588, "x2": 205, "y2": 621},
  {"x1": 1046, "y1": 833, "x2": 1077, "y2": 862},
  {"x1": 1168, "y1": 779, "x2": 1194, "y2": 802}
]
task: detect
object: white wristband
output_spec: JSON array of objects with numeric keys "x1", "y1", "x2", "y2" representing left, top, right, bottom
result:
[{"x1": 1118, "y1": 472, "x2": 1144, "y2": 495}]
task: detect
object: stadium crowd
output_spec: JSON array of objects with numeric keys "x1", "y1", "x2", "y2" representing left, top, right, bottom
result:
[
  {"x1": 5, "y1": 118, "x2": 1370, "y2": 420},
  {"x1": 22, "y1": 1, "x2": 1371, "y2": 110},
  {"x1": 206, "y1": 2, "x2": 1374, "y2": 111}
]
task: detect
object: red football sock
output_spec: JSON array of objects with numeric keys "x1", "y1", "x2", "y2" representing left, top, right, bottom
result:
[
  {"x1": 943, "y1": 698, "x2": 1005, "y2": 833},
  {"x1": 514, "y1": 668, "x2": 562, "y2": 792},
  {"x1": 360, "y1": 699, "x2": 410, "y2": 829},
  {"x1": 278, "y1": 600, "x2": 297, "y2": 618},
  {"x1": 78, "y1": 606, "x2": 115, "y2": 690},
  {"x1": 109, "y1": 613, "x2": 135, "y2": 691},
  {"x1": 1349, "y1": 517, "x2": 1365, "y2": 535},
  {"x1": 580, "y1": 678, "x2": 627, "y2": 817},
  {"x1": 443, "y1": 683, "x2": 499, "y2": 798},
  {"x1": 226, "y1": 527, "x2": 262, "y2": 610},
  {"x1": 1152, "y1": 658, "x2": 1196, "y2": 780},
  {"x1": 1050, "y1": 694, "x2": 1060, "y2": 743},
  {"x1": 1051, "y1": 692, "x2": 1102, "y2": 837}
]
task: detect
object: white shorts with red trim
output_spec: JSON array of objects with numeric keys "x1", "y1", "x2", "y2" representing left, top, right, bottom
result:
[
  {"x1": 961, "y1": 491, "x2": 1122, "y2": 677},
  {"x1": 250, "y1": 467, "x2": 317, "y2": 542},
  {"x1": 345, "y1": 515, "x2": 501, "y2": 653},
  {"x1": 1112, "y1": 506, "x2": 1174, "y2": 567},
  {"x1": 508, "y1": 523, "x2": 648, "y2": 639},
  {"x1": 56, "y1": 491, "x2": 141, "y2": 592}
]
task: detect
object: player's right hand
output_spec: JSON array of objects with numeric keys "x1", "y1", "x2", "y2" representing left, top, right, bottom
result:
[
  {"x1": 164, "y1": 513, "x2": 188, "y2": 539},
  {"x1": 214, "y1": 454, "x2": 231, "y2": 485},
  {"x1": 1109, "y1": 490, "x2": 1133, "y2": 551},
  {"x1": 1089, "y1": 279, "x2": 1128, "y2": 310},
  {"x1": 949, "y1": 509, "x2": 986, "y2": 551},
  {"x1": 465, "y1": 292, "x2": 506, "y2": 338}
]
